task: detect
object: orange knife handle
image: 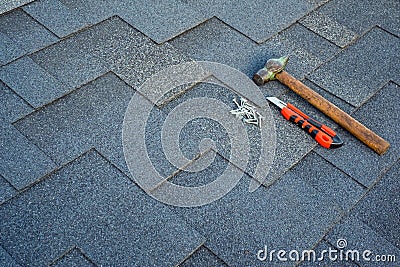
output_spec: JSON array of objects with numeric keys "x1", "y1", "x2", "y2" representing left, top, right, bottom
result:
[
  {"x1": 287, "y1": 103, "x2": 337, "y2": 137},
  {"x1": 286, "y1": 103, "x2": 309, "y2": 119},
  {"x1": 281, "y1": 107, "x2": 336, "y2": 148}
]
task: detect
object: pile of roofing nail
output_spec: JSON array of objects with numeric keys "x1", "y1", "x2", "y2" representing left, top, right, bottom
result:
[{"x1": 230, "y1": 97, "x2": 264, "y2": 127}]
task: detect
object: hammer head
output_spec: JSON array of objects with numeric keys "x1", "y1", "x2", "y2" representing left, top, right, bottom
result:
[{"x1": 253, "y1": 56, "x2": 289, "y2": 85}]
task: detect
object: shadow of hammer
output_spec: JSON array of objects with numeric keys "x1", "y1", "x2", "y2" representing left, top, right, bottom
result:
[{"x1": 254, "y1": 56, "x2": 390, "y2": 155}]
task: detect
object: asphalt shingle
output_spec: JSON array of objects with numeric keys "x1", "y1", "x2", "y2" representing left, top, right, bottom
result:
[
  {"x1": 0, "y1": 121, "x2": 56, "y2": 189},
  {"x1": 0, "y1": 245, "x2": 21, "y2": 267},
  {"x1": 170, "y1": 18, "x2": 334, "y2": 82},
  {"x1": 189, "y1": 0, "x2": 315, "y2": 43},
  {"x1": 325, "y1": 215, "x2": 400, "y2": 266},
  {"x1": 0, "y1": 81, "x2": 32, "y2": 123},
  {"x1": 0, "y1": 175, "x2": 16, "y2": 204},
  {"x1": 287, "y1": 152, "x2": 365, "y2": 211},
  {"x1": 30, "y1": 16, "x2": 192, "y2": 100},
  {"x1": 169, "y1": 17, "x2": 337, "y2": 102},
  {"x1": 316, "y1": 0, "x2": 400, "y2": 36},
  {"x1": 166, "y1": 149, "x2": 230, "y2": 188},
  {"x1": 29, "y1": 28, "x2": 108, "y2": 89},
  {"x1": 299, "y1": 10, "x2": 358, "y2": 48},
  {"x1": 308, "y1": 27, "x2": 399, "y2": 107},
  {"x1": 115, "y1": 0, "x2": 208, "y2": 44},
  {"x1": 148, "y1": 77, "x2": 286, "y2": 188},
  {"x1": 51, "y1": 248, "x2": 94, "y2": 267},
  {"x1": 0, "y1": 57, "x2": 69, "y2": 108},
  {"x1": 180, "y1": 246, "x2": 228, "y2": 267},
  {"x1": 60, "y1": 0, "x2": 207, "y2": 44},
  {"x1": 302, "y1": 78, "x2": 356, "y2": 115},
  {"x1": 14, "y1": 73, "x2": 134, "y2": 174},
  {"x1": 125, "y1": 80, "x2": 267, "y2": 192},
  {"x1": 278, "y1": 23, "x2": 340, "y2": 62},
  {"x1": 0, "y1": 10, "x2": 58, "y2": 59},
  {"x1": 163, "y1": 154, "x2": 342, "y2": 266},
  {"x1": 0, "y1": 150, "x2": 204, "y2": 266},
  {"x1": 0, "y1": 1, "x2": 398, "y2": 266},
  {"x1": 316, "y1": 82, "x2": 399, "y2": 187},
  {"x1": 58, "y1": 0, "x2": 115, "y2": 25},
  {"x1": 0, "y1": 32, "x2": 24, "y2": 66},
  {"x1": 143, "y1": 104, "x2": 179, "y2": 179},
  {"x1": 23, "y1": 0, "x2": 89, "y2": 37},
  {"x1": 169, "y1": 17, "x2": 262, "y2": 78},
  {"x1": 88, "y1": 17, "x2": 193, "y2": 91},
  {"x1": 352, "y1": 161, "x2": 400, "y2": 248},
  {"x1": 143, "y1": 109, "x2": 232, "y2": 187},
  {"x1": 158, "y1": 82, "x2": 264, "y2": 181},
  {"x1": 0, "y1": 0, "x2": 34, "y2": 14}
]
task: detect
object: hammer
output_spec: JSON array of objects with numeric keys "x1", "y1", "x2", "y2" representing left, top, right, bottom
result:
[{"x1": 254, "y1": 56, "x2": 390, "y2": 155}]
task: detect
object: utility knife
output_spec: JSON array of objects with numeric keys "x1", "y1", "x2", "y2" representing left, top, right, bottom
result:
[{"x1": 267, "y1": 97, "x2": 343, "y2": 149}]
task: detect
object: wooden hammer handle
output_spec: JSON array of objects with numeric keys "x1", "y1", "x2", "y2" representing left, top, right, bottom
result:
[{"x1": 276, "y1": 71, "x2": 390, "y2": 155}]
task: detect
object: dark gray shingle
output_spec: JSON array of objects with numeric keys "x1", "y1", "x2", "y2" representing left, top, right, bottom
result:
[
  {"x1": 316, "y1": 0, "x2": 400, "y2": 36},
  {"x1": 0, "y1": 175, "x2": 16, "y2": 204},
  {"x1": 0, "y1": 121, "x2": 56, "y2": 189},
  {"x1": 287, "y1": 152, "x2": 365, "y2": 211},
  {"x1": 316, "y1": 82, "x2": 399, "y2": 186},
  {"x1": 189, "y1": 0, "x2": 315, "y2": 43},
  {"x1": 325, "y1": 215, "x2": 400, "y2": 266},
  {"x1": 29, "y1": 26, "x2": 108, "y2": 89},
  {"x1": 165, "y1": 154, "x2": 342, "y2": 266},
  {"x1": 0, "y1": 57, "x2": 69, "y2": 107},
  {"x1": 0, "y1": 10, "x2": 58, "y2": 57},
  {"x1": 180, "y1": 246, "x2": 228, "y2": 267},
  {"x1": 352, "y1": 161, "x2": 400, "y2": 248},
  {"x1": 115, "y1": 0, "x2": 208, "y2": 43},
  {"x1": 0, "y1": 150, "x2": 204, "y2": 266},
  {"x1": 0, "y1": 32, "x2": 24, "y2": 65},
  {"x1": 300, "y1": 10, "x2": 358, "y2": 48},
  {"x1": 23, "y1": 0, "x2": 89, "y2": 37},
  {"x1": 0, "y1": 81, "x2": 32, "y2": 123},
  {"x1": 308, "y1": 27, "x2": 399, "y2": 107},
  {"x1": 50, "y1": 248, "x2": 94, "y2": 267},
  {"x1": 14, "y1": 73, "x2": 134, "y2": 174},
  {"x1": 0, "y1": 245, "x2": 21, "y2": 267}
]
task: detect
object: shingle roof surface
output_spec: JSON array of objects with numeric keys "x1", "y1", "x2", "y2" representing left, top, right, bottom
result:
[{"x1": 0, "y1": 0, "x2": 399, "y2": 266}]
